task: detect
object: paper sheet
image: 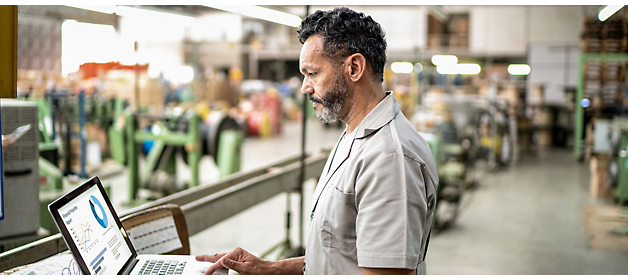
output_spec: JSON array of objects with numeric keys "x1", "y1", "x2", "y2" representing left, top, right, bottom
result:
[
  {"x1": 127, "y1": 215, "x2": 183, "y2": 255},
  {"x1": 11, "y1": 252, "x2": 82, "y2": 275}
]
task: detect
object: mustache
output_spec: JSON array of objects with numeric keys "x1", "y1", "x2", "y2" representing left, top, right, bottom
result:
[{"x1": 308, "y1": 93, "x2": 324, "y2": 104}]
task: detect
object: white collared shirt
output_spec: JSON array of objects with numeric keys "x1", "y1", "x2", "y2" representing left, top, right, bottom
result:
[{"x1": 304, "y1": 92, "x2": 438, "y2": 274}]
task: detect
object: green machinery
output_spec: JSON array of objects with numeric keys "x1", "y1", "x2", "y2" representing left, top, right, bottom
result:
[
  {"x1": 27, "y1": 91, "x2": 125, "y2": 183},
  {"x1": 608, "y1": 117, "x2": 628, "y2": 205},
  {"x1": 110, "y1": 109, "x2": 243, "y2": 204},
  {"x1": 420, "y1": 127, "x2": 470, "y2": 231}
]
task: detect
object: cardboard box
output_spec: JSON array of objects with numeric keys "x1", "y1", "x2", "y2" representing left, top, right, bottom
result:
[
  {"x1": 536, "y1": 129, "x2": 553, "y2": 147},
  {"x1": 590, "y1": 154, "x2": 614, "y2": 199}
]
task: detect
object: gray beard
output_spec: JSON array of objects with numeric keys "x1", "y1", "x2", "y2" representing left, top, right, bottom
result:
[
  {"x1": 316, "y1": 71, "x2": 348, "y2": 123},
  {"x1": 318, "y1": 101, "x2": 343, "y2": 123}
]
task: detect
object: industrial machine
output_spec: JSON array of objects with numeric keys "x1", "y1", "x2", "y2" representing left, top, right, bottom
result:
[
  {"x1": 608, "y1": 117, "x2": 628, "y2": 205},
  {"x1": 475, "y1": 104, "x2": 514, "y2": 170},
  {"x1": 110, "y1": 108, "x2": 244, "y2": 203},
  {"x1": 411, "y1": 94, "x2": 486, "y2": 230},
  {"x1": 0, "y1": 100, "x2": 40, "y2": 239},
  {"x1": 421, "y1": 130, "x2": 468, "y2": 231},
  {"x1": 14, "y1": 92, "x2": 119, "y2": 235},
  {"x1": 44, "y1": 89, "x2": 120, "y2": 177}
]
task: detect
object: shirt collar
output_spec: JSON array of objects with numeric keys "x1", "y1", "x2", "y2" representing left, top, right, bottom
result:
[{"x1": 354, "y1": 91, "x2": 400, "y2": 139}]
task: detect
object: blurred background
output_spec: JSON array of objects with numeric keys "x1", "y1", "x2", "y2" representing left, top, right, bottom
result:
[{"x1": 1, "y1": 4, "x2": 628, "y2": 275}]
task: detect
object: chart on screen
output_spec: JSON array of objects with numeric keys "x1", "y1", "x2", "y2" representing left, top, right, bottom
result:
[{"x1": 70, "y1": 218, "x2": 99, "y2": 253}]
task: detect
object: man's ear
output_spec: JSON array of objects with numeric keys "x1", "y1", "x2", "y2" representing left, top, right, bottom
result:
[{"x1": 345, "y1": 53, "x2": 366, "y2": 82}]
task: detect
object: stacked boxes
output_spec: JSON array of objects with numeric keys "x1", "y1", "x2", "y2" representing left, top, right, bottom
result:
[{"x1": 581, "y1": 16, "x2": 628, "y2": 110}]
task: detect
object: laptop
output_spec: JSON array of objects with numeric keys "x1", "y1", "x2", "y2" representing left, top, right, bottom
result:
[{"x1": 48, "y1": 176, "x2": 227, "y2": 275}]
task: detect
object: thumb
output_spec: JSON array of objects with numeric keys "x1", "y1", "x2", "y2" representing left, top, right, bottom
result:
[{"x1": 221, "y1": 256, "x2": 243, "y2": 272}]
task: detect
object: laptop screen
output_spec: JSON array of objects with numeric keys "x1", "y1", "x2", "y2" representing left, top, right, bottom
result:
[{"x1": 56, "y1": 183, "x2": 133, "y2": 275}]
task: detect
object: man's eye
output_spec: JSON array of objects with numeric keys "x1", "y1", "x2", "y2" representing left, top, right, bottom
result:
[{"x1": 309, "y1": 72, "x2": 317, "y2": 77}]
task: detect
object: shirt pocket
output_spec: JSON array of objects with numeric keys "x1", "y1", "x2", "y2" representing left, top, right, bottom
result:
[{"x1": 321, "y1": 183, "x2": 357, "y2": 255}]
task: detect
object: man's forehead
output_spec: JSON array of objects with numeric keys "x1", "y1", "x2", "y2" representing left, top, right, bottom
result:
[{"x1": 299, "y1": 35, "x2": 324, "y2": 65}]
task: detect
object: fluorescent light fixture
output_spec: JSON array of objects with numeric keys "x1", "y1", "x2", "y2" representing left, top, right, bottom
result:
[
  {"x1": 431, "y1": 55, "x2": 458, "y2": 66},
  {"x1": 598, "y1": 5, "x2": 624, "y2": 21},
  {"x1": 436, "y1": 64, "x2": 457, "y2": 75},
  {"x1": 414, "y1": 63, "x2": 423, "y2": 73},
  {"x1": 204, "y1": 5, "x2": 302, "y2": 27},
  {"x1": 391, "y1": 62, "x2": 414, "y2": 74},
  {"x1": 456, "y1": 63, "x2": 482, "y2": 75},
  {"x1": 508, "y1": 64, "x2": 531, "y2": 75},
  {"x1": 457, "y1": 63, "x2": 481, "y2": 75},
  {"x1": 436, "y1": 63, "x2": 481, "y2": 75},
  {"x1": 115, "y1": 6, "x2": 196, "y2": 27},
  {"x1": 65, "y1": 5, "x2": 116, "y2": 14}
]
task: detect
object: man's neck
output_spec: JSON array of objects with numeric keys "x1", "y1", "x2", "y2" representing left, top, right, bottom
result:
[{"x1": 341, "y1": 84, "x2": 386, "y2": 134}]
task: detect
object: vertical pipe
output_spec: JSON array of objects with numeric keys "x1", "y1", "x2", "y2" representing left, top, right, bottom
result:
[
  {"x1": 49, "y1": 92, "x2": 56, "y2": 140},
  {"x1": 79, "y1": 89, "x2": 87, "y2": 178},
  {"x1": 298, "y1": 4, "x2": 311, "y2": 251},
  {"x1": 575, "y1": 55, "x2": 585, "y2": 160},
  {"x1": 126, "y1": 111, "x2": 139, "y2": 201},
  {"x1": 134, "y1": 41, "x2": 140, "y2": 110},
  {"x1": 188, "y1": 113, "x2": 201, "y2": 188}
]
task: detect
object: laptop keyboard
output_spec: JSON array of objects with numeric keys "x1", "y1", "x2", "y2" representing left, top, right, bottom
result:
[{"x1": 139, "y1": 260, "x2": 187, "y2": 275}]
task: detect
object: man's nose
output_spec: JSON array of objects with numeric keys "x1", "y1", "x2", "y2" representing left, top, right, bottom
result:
[{"x1": 301, "y1": 79, "x2": 313, "y2": 95}]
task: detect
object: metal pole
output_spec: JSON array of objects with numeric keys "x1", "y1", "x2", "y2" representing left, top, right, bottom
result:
[
  {"x1": 297, "y1": 4, "x2": 310, "y2": 254},
  {"x1": 575, "y1": 55, "x2": 585, "y2": 161},
  {"x1": 134, "y1": 41, "x2": 140, "y2": 110},
  {"x1": 188, "y1": 113, "x2": 201, "y2": 188},
  {"x1": 126, "y1": 111, "x2": 139, "y2": 201},
  {"x1": 79, "y1": 89, "x2": 87, "y2": 178}
]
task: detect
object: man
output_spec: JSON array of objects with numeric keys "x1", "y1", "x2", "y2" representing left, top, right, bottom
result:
[{"x1": 196, "y1": 7, "x2": 438, "y2": 275}]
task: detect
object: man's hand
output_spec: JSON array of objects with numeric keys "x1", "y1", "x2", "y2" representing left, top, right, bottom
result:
[{"x1": 196, "y1": 247, "x2": 273, "y2": 275}]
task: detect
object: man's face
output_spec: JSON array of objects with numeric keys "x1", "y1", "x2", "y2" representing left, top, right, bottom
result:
[{"x1": 299, "y1": 35, "x2": 349, "y2": 123}]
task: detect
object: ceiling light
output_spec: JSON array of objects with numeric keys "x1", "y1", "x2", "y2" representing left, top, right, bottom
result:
[
  {"x1": 65, "y1": 5, "x2": 116, "y2": 14},
  {"x1": 508, "y1": 64, "x2": 531, "y2": 75},
  {"x1": 115, "y1": 6, "x2": 196, "y2": 27},
  {"x1": 391, "y1": 62, "x2": 414, "y2": 74},
  {"x1": 436, "y1": 64, "x2": 457, "y2": 75},
  {"x1": 457, "y1": 63, "x2": 481, "y2": 75},
  {"x1": 598, "y1": 5, "x2": 624, "y2": 22},
  {"x1": 431, "y1": 55, "x2": 458, "y2": 66},
  {"x1": 205, "y1": 5, "x2": 302, "y2": 27},
  {"x1": 66, "y1": 5, "x2": 197, "y2": 27},
  {"x1": 436, "y1": 63, "x2": 481, "y2": 75}
]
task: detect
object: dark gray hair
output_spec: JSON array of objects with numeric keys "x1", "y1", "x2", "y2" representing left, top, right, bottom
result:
[{"x1": 297, "y1": 7, "x2": 387, "y2": 83}]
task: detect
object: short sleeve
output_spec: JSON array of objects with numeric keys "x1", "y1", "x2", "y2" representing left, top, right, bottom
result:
[{"x1": 354, "y1": 152, "x2": 429, "y2": 269}]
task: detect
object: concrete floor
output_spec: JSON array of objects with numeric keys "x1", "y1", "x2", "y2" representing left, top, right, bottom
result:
[
  {"x1": 427, "y1": 150, "x2": 628, "y2": 274},
  {"x1": 106, "y1": 120, "x2": 628, "y2": 275}
]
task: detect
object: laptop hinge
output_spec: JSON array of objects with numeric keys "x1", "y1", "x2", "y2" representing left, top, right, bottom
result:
[{"x1": 121, "y1": 257, "x2": 140, "y2": 275}]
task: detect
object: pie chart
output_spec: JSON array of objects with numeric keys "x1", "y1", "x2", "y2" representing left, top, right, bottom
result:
[{"x1": 89, "y1": 196, "x2": 108, "y2": 228}]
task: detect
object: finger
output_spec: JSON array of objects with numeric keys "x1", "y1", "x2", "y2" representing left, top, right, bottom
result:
[
  {"x1": 221, "y1": 255, "x2": 250, "y2": 274},
  {"x1": 204, "y1": 260, "x2": 226, "y2": 275},
  {"x1": 195, "y1": 253, "x2": 226, "y2": 263},
  {"x1": 220, "y1": 256, "x2": 238, "y2": 271}
]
